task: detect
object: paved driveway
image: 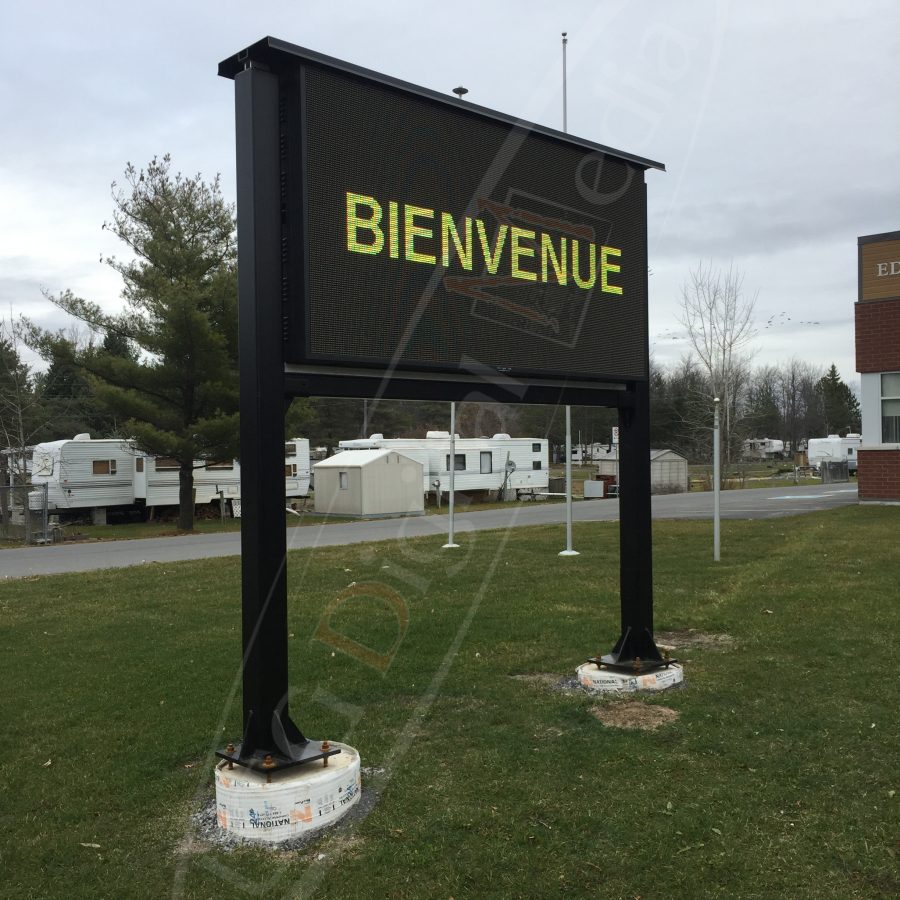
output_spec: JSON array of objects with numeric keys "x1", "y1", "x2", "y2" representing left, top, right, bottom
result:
[{"x1": 0, "y1": 483, "x2": 858, "y2": 580}]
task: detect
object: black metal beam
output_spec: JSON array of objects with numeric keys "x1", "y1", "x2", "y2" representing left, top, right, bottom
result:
[
  {"x1": 597, "y1": 182, "x2": 663, "y2": 671},
  {"x1": 284, "y1": 369, "x2": 635, "y2": 408},
  {"x1": 597, "y1": 375, "x2": 664, "y2": 669},
  {"x1": 231, "y1": 63, "x2": 334, "y2": 770}
]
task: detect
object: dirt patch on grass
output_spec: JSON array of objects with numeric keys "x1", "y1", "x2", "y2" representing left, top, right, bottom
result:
[
  {"x1": 655, "y1": 629, "x2": 734, "y2": 651},
  {"x1": 589, "y1": 702, "x2": 679, "y2": 731}
]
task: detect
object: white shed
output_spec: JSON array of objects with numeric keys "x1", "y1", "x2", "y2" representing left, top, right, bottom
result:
[
  {"x1": 314, "y1": 449, "x2": 424, "y2": 517},
  {"x1": 595, "y1": 448, "x2": 689, "y2": 494}
]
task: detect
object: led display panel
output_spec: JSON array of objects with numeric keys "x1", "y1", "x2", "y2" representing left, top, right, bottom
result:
[{"x1": 274, "y1": 50, "x2": 658, "y2": 384}]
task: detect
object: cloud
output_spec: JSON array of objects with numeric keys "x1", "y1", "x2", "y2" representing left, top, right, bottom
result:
[{"x1": 652, "y1": 183, "x2": 900, "y2": 260}]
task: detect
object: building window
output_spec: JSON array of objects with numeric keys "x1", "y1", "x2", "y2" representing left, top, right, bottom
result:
[
  {"x1": 532, "y1": 461, "x2": 542, "y2": 470},
  {"x1": 92, "y1": 459, "x2": 117, "y2": 475},
  {"x1": 339, "y1": 471, "x2": 349, "y2": 490},
  {"x1": 445, "y1": 453, "x2": 465, "y2": 471},
  {"x1": 532, "y1": 443, "x2": 541, "y2": 453},
  {"x1": 155, "y1": 457, "x2": 179, "y2": 471},
  {"x1": 206, "y1": 460, "x2": 234, "y2": 470},
  {"x1": 285, "y1": 443, "x2": 296, "y2": 456},
  {"x1": 882, "y1": 373, "x2": 900, "y2": 443},
  {"x1": 480, "y1": 451, "x2": 492, "y2": 474},
  {"x1": 135, "y1": 457, "x2": 144, "y2": 473},
  {"x1": 285, "y1": 463, "x2": 297, "y2": 477}
]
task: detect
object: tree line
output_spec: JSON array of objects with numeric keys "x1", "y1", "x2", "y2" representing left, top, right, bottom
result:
[{"x1": 1, "y1": 157, "x2": 861, "y2": 528}]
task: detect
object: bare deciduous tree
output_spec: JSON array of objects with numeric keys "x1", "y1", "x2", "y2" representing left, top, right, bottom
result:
[
  {"x1": 679, "y1": 263, "x2": 757, "y2": 463},
  {"x1": 0, "y1": 318, "x2": 41, "y2": 485},
  {"x1": 776, "y1": 358, "x2": 823, "y2": 457}
]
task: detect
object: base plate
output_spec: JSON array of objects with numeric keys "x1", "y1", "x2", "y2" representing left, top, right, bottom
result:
[{"x1": 215, "y1": 740, "x2": 341, "y2": 773}]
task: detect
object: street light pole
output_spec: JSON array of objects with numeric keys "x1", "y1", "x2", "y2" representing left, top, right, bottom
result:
[
  {"x1": 713, "y1": 397, "x2": 721, "y2": 562},
  {"x1": 559, "y1": 404, "x2": 579, "y2": 557},
  {"x1": 443, "y1": 402, "x2": 459, "y2": 549}
]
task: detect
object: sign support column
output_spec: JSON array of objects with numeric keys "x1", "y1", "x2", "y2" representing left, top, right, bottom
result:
[{"x1": 218, "y1": 62, "x2": 337, "y2": 771}]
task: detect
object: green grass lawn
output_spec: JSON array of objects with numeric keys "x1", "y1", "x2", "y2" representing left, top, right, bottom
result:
[{"x1": 1, "y1": 507, "x2": 897, "y2": 898}]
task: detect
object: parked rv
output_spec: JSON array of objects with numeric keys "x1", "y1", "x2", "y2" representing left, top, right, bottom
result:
[
  {"x1": 806, "y1": 434, "x2": 861, "y2": 473},
  {"x1": 29, "y1": 434, "x2": 311, "y2": 519},
  {"x1": 337, "y1": 432, "x2": 549, "y2": 499},
  {"x1": 741, "y1": 438, "x2": 785, "y2": 461}
]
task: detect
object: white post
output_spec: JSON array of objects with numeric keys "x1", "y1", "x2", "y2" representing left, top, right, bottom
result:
[
  {"x1": 562, "y1": 32, "x2": 568, "y2": 133},
  {"x1": 713, "y1": 397, "x2": 721, "y2": 562},
  {"x1": 443, "y1": 402, "x2": 459, "y2": 549},
  {"x1": 559, "y1": 405, "x2": 579, "y2": 556}
]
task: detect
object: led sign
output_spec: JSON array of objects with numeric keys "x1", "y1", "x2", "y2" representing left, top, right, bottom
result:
[{"x1": 240, "y1": 47, "x2": 665, "y2": 385}]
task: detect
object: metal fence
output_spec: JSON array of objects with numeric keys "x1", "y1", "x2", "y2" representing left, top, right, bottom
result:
[
  {"x1": 821, "y1": 461, "x2": 849, "y2": 484},
  {"x1": 0, "y1": 483, "x2": 51, "y2": 544}
]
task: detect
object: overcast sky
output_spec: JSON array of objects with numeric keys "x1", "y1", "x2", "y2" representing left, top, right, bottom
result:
[{"x1": 4, "y1": 0, "x2": 899, "y2": 388}]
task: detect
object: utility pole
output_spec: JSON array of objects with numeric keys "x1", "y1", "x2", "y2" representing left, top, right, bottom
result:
[
  {"x1": 562, "y1": 32, "x2": 568, "y2": 132},
  {"x1": 558, "y1": 30, "x2": 578, "y2": 558}
]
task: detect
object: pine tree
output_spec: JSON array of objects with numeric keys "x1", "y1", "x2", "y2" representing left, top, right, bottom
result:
[
  {"x1": 816, "y1": 364, "x2": 861, "y2": 435},
  {"x1": 32, "y1": 156, "x2": 239, "y2": 530}
]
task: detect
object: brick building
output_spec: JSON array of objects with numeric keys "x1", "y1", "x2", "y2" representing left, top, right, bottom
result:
[{"x1": 856, "y1": 230, "x2": 900, "y2": 502}]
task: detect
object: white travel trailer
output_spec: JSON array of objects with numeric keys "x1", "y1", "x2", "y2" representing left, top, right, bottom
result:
[
  {"x1": 31, "y1": 436, "x2": 138, "y2": 513},
  {"x1": 806, "y1": 434, "x2": 861, "y2": 473},
  {"x1": 741, "y1": 438, "x2": 785, "y2": 461},
  {"x1": 133, "y1": 439, "x2": 311, "y2": 508},
  {"x1": 337, "y1": 432, "x2": 549, "y2": 498},
  {"x1": 29, "y1": 434, "x2": 310, "y2": 518}
]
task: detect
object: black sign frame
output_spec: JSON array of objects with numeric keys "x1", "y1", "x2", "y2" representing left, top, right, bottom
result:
[{"x1": 218, "y1": 37, "x2": 667, "y2": 771}]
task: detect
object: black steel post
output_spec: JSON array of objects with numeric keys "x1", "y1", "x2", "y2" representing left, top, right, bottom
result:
[
  {"x1": 598, "y1": 377, "x2": 663, "y2": 668},
  {"x1": 594, "y1": 182, "x2": 664, "y2": 671},
  {"x1": 217, "y1": 62, "x2": 338, "y2": 771}
]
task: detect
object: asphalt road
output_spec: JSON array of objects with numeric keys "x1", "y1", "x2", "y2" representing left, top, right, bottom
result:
[{"x1": 0, "y1": 483, "x2": 859, "y2": 580}]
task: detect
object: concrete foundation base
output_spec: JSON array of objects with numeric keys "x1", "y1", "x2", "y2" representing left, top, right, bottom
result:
[
  {"x1": 576, "y1": 661, "x2": 684, "y2": 694},
  {"x1": 214, "y1": 742, "x2": 361, "y2": 843}
]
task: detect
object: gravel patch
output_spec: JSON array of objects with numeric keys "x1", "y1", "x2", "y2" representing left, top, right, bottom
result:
[{"x1": 511, "y1": 673, "x2": 584, "y2": 695}]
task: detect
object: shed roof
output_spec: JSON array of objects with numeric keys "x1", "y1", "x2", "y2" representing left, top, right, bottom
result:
[
  {"x1": 594, "y1": 448, "x2": 687, "y2": 462},
  {"x1": 314, "y1": 449, "x2": 421, "y2": 469}
]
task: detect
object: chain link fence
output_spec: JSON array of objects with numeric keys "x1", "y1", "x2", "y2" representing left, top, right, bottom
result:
[
  {"x1": 0, "y1": 484, "x2": 52, "y2": 544},
  {"x1": 821, "y1": 460, "x2": 850, "y2": 484}
]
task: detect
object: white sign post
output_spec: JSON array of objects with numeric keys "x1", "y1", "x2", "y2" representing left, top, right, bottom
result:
[
  {"x1": 559, "y1": 405, "x2": 579, "y2": 556},
  {"x1": 443, "y1": 402, "x2": 459, "y2": 549}
]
